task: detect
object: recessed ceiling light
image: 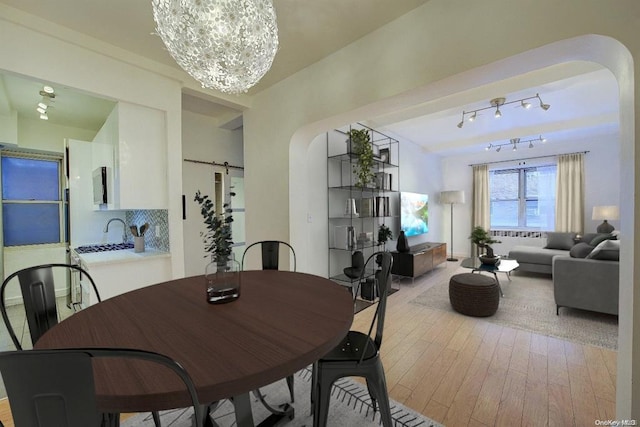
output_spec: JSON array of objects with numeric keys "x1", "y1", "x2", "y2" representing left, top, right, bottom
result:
[{"x1": 42, "y1": 86, "x2": 54, "y2": 94}]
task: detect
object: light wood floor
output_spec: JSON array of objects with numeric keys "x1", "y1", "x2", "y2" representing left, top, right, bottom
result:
[
  {"x1": 0, "y1": 261, "x2": 617, "y2": 426},
  {"x1": 351, "y1": 261, "x2": 617, "y2": 426}
]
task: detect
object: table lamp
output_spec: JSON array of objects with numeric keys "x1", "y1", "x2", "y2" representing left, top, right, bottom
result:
[
  {"x1": 440, "y1": 190, "x2": 465, "y2": 261},
  {"x1": 592, "y1": 205, "x2": 619, "y2": 233}
]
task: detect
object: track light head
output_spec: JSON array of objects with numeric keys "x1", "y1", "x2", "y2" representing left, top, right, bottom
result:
[
  {"x1": 494, "y1": 107, "x2": 502, "y2": 118},
  {"x1": 39, "y1": 113, "x2": 48, "y2": 120},
  {"x1": 521, "y1": 100, "x2": 532, "y2": 109},
  {"x1": 529, "y1": 142, "x2": 534, "y2": 148},
  {"x1": 541, "y1": 136, "x2": 547, "y2": 143},
  {"x1": 457, "y1": 111, "x2": 465, "y2": 128},
  {"x1": 36, "y1": 107, "x2": 46, "y2": 114},
  {"x1": 496, "y1": 146, "x2": 501, "y2": 152},
  {"x1": 485, "y1": 144, "x2": 492, "y2": 151},
  {"x1": 512, "y1": 144, "x2": 517, "y2": 151},
  {"x1": 536, "y1": 93, "x2": 550, "y2": 111},
  {"x1": 468, "y1": 111, "x2": 476, "y2": 122}
]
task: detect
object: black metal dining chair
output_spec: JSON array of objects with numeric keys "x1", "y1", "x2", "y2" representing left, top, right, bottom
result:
[
  {"x1": 0, "y1": 263, "x2": 101, "y2": 350},
  {"x1": 0, "y1": 347, "x2": 202, "y2": 427},
  {"x1": 241, "y1": 240, "x2": 297, "y2": 406},
  {"x1": 241, "y1": 240, "x2": 297, "y2": 272},
  {"x1": 311, "y1": 251, "x2": 394, "y2": 427},
  {"x1": 0, "y1": 263, "x2": 162, "y2": 427}
]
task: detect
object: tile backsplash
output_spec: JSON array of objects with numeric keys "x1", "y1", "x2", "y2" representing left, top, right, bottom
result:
[{"x1": 126, "y1": 210, "x2": 170, "y2": 252}]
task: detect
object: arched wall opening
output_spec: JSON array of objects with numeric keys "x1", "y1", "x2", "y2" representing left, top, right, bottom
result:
[{"x1": 289, "y1": 34, "x2": 635, "y2": 415}]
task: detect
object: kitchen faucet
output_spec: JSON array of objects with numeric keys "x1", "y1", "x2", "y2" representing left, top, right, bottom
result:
[{"x1": 104, "y1": 218, "x2": 128, "y2": 243}]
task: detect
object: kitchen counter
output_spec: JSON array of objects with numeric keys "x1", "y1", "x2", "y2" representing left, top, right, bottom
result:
[
  {"x1": 77, "y1": 248, "x2": 170, "y2": 266},
  {"x1": 74, "y1": 248, "x2": 172, "y2": 302}
]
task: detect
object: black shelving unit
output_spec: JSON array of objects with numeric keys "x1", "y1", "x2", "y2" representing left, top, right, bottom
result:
[{"x1": 327, "y1": 124, "x2": 400, "y2": 294}]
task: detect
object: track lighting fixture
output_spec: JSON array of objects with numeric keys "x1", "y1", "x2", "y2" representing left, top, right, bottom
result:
[
  {"x1": 488, "y1": 135, "x2": 548, "y2": 153},
  {"x1": 36, "y1": 86, "x2": 55, "y2": 120},
  {"x1": 457, "y1": 93, "x2": 550, "y2": 128}
]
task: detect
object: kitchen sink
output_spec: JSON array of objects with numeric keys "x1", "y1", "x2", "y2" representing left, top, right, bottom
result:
[{"x1": 74, "y1": 243, "x2": 134, "y2": 254}]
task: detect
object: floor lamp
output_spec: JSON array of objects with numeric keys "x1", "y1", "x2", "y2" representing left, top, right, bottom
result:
[{"x1": 440, "y1": 190, "x2": 465, "y2": 261}]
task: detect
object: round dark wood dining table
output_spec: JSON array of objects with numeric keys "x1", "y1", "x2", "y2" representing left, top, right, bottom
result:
[{"x1": 35, "y1": 270, "x2": 354, "y2": 420}]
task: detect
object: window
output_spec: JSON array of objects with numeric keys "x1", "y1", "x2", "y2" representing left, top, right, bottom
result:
[
  {"x1": 489, "y1": 165, "x2": 556, "y2": 230},
  {"x1": 2, "y1": 154, "x2": 65, "y2": 246}
]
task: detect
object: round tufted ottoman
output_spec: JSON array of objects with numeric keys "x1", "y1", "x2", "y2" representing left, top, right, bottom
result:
[{"x1": 449, "y1": 273, "x2": 500, "y2": 317}]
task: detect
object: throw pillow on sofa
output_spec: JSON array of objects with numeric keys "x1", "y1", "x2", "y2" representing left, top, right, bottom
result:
[
  {"x1": 545, "y1": 232, "x2": 577, "y2": 250},
  {"x1": 589, "y1": 233, "x2": 615, "y2": 246},
  {"x1": 570, "y1": 242, "x2": 595, "y2": 258},
  {"x1": 586, "y1": 239, "x2": 620, "y2": 261}
]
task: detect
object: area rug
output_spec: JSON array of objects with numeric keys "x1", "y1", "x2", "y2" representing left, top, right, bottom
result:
[
  {"x1": 122, "y1": 367, "x2": 441, "y2": 427},
  {"x1": 410, "y1": 268, "x2": 618, "y2": 350}
]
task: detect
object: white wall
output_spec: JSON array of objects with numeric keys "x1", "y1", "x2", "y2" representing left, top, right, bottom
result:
[
  {"x1": 0, "y1": 17, "x2": 184, "y2": 278},
  {"x1": 441, "y1": 128, "x2": 621, "y2": 256},
  {"x1": 17, "y1": 116, "x2": 97, "y2": 152},
  {"x1": 181, "y1": 110, "x2": 243, "y2": 277},
  {"x1": 242, "y1": 1, "x2": 638, "y2": 416}
]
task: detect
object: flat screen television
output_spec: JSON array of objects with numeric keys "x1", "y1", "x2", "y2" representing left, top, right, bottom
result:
[{"x1": 400, "y1": 192, "x2": 429, "y2": 237}]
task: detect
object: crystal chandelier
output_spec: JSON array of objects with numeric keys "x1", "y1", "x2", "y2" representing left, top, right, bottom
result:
[{"x1": 151, "y1": 0, "x2": 279, "y2": 94}]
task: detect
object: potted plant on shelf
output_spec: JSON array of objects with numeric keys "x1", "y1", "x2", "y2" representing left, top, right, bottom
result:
[
  {"x1": 469, "y1": 226, "x2": 501, "y2": 264},
  {"x1": 194, "y1": 190, "x2": 239, "y2": 303},
  {"x1": 347, "y1": 128, "x2": 375, "y2": 188},
  {"x1": 377, "y1": 224, "x2": 393, "y2": 248}
]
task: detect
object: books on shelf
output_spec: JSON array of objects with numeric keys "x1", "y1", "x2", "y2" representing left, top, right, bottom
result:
[{"x1": 374, "y1": 172, "x2": 392, "y2": 190}]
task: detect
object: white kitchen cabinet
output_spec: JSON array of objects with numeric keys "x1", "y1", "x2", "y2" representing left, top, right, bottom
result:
[
  {"x1": 92, "y1": 102, "x2": 168, "y2": 210},
  {"x1": 80, "y1": 250, "x2": 171, "y2": 303}
]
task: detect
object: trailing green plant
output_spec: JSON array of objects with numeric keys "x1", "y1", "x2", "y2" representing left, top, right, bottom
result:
[
  {"x1": 469, "y1": 226, "x2": 501, "y2": 257},
  {"x1": 377, "y1": 224, "x2": 393, "y2": 246},
  {"x1": 347, "y1": 128, "x2": 375, "y2": 188},
  {"x1": 194, "y1": 190, "x2": 235, "y2": 264}
]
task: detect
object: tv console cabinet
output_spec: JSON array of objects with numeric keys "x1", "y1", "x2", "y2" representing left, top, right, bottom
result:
[{"x1": 391, "y1": 242, "x2": 447, "y2": 280}]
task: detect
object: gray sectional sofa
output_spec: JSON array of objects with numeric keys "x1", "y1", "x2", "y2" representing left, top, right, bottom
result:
[
  {"x1": 508, "y1": 232, "x2": 620, "y2": 315},
  {"x1": 508, "y1": 232, "x2": 615, "y2": 273}
]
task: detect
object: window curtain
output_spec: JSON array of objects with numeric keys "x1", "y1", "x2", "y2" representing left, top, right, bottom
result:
[
  {"x1": 555, "y1": 153, "x2": 584, "y2": 232},
  {"x1": 472, "y1": 164, "x2": 490, "y2": 229}
]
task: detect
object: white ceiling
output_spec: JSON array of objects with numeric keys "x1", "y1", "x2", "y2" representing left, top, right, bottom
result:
[{"x1": 0, "y1": 1, "x2": 620, "y2": 155}]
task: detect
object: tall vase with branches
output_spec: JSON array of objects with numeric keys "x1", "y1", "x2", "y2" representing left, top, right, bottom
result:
[
  {"x1": 194, "y1": 190, "x2": 235, "y2": 264},
  {"x1": 195, "y1": 190, "x2": 240, "y2": 303}
]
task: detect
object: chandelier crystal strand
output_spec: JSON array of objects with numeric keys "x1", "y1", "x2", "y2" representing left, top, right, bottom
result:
[{"x1": 152, "y1": 0, "x2": 279, "y2": 94}]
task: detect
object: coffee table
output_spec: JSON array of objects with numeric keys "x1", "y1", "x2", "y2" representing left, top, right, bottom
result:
[{"x1": 460, "y1": 257, "x2": 519, "y2": 297}]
